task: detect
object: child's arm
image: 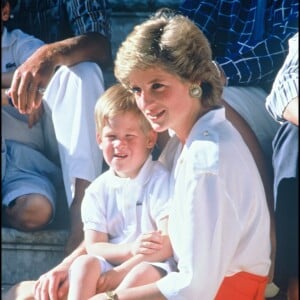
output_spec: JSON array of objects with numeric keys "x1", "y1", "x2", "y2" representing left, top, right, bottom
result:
[
  {"x1": 85, "y1": 217, "x2": 172, "y2": 266},
  {"x1": 86, "y1": 241, "x2": 132, "y2": 264}
]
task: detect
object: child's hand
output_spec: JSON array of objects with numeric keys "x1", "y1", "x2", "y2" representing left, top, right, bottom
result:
[{"x1": 131, "y1": 231, "x2": 163, "y2": 256}]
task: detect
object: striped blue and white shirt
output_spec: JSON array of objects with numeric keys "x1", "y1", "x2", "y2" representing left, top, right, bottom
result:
[
  {"x1": 266, "y1": 32, "x2": 298, "y2": 123},
  {"x1": 6, "y1": 0, "x2": 111, "y2": 43},
  {"x1": 179, "y1": 0, "x2": 298, "y2": 91}
]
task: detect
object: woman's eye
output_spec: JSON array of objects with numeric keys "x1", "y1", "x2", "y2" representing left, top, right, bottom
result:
[
  {"x1": 131, "y1": 87, "x2": 141, "y2": 94},
  {"x1": 106, "y1": 135, "x2": 115, "y2": 140},
  {"x1": 152, "y1": 83, "x2": 163, "y2": 90}
]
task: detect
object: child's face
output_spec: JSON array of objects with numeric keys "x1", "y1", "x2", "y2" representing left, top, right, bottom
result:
[{"x1": 98, "y1": 111, "x2": 157, "y2": 178}]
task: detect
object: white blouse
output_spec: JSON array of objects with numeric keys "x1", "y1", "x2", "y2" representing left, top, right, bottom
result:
[{"x1": 157, "y1": 107, "x2": 271, "y2": 299}]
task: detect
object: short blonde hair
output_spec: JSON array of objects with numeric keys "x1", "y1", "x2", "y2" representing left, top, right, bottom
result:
[
  {"x1": 95, "y1": 83, "x2": 153, "y2": 135},
  {"x1": 115, "y1": 9, "x2": 222, "y2": 107}
]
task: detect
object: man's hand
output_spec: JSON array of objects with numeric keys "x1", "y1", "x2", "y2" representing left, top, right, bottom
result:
[
  {"x1": 27, "y1": 104, "x2": 44, "y2": 128},
  {"x1": 9, "y1": 44, "x2": 57, "y2": 114}
]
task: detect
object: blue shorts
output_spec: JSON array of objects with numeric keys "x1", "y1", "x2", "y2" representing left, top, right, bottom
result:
[{"x1": 2, "y1": 140, "x2": 63, "y2": 214}]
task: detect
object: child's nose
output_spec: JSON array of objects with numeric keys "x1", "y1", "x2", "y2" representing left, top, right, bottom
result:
[{"x1": 114, "y1": 138, "x2": 126, "y2": 148}]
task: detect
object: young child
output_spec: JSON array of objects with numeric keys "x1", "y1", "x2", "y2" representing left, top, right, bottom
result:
[{"x1": 67, "y1": 83, "x2": 174, "y2": 300}]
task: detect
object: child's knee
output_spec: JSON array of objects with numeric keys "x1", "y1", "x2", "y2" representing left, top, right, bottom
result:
[{"x1": 70, "y1": 255, "x2": 99, "y2": 274}]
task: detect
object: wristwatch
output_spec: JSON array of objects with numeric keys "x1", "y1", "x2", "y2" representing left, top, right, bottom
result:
[{"x1": 105, "y1": 291, "x2": 119, "y2": 300}]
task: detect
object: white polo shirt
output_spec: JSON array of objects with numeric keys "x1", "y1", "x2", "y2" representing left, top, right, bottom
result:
[{"x1": 81, "y1": 155, "x2": 170, "y2": 243}]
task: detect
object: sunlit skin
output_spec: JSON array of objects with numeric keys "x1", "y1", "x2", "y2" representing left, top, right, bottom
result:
[
  {"x1": 128, "y1": 67, "x2": 205, "y2": 144},
  {"x1": 97, "y1": 111, "x2": 157, "y2": 178}
]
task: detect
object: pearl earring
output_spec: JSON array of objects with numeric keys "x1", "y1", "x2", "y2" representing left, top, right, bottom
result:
[{"x1": 189, "y1": 84, "x2": 202, "y2": 98}]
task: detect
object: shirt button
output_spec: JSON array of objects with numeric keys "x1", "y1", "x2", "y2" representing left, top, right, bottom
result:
[{"x1": 203, "y1": 130, "x2": 209, "y2": 136}]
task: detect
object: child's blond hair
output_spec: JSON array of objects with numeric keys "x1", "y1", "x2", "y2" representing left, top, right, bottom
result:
[{"x1": 95, "y1": 83, "x2": 153, "y2": 136}]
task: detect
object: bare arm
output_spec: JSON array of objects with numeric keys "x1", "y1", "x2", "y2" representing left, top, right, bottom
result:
[
  {"x1": 92, "y1": 217, "x2": 172, "y2": 293},
  {"x1": 8, "y1": 32, "x2": 112, "y2": 114},
  {"x1": 283, "y1": 97, "x2": 298, "y2": 126}
]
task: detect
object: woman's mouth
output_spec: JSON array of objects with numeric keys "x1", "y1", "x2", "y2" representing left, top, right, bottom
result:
[{"x1": 147, "y1": 110, "x2": 165, "y2": 121}]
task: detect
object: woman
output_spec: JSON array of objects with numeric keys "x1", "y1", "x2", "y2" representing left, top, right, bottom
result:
[{"x1": 89, "y1": 9, "x2": 271, "y2": 300}]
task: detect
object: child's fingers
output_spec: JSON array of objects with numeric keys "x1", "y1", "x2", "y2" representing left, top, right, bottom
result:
[{"x1": 140, "y1": 232, "x2": 163, "y2": 243}]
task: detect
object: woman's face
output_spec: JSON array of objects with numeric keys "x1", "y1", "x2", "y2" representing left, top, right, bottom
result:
[{"x1": 128, "y1": 67, "x2": 201, "y2": 141}]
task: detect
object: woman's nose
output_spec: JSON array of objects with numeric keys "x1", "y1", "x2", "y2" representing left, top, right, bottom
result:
[{"x1": 136, "y1": 91, "x2": 153, "y2": 110}]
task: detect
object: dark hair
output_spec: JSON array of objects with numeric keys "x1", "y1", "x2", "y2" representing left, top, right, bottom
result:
[{"x1": 2, "y1": 0, "x2": 17, "y2": 8}]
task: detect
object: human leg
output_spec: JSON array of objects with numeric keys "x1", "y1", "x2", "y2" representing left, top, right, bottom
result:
[
  {"x1": 3, "y1": 194, "x2": 52, "y2": 231},
  {"x1": 117, "y1": 262, "x2": 166, "y2": 290},
  {"x1": 68, "y1": 255, "x2": 102, "y2": 300},
  {"x1": 2, "y1": 280, "x2": 36, "y2": 300},
  {"x1": 42, "y1": 62, "x2": 105, "y2": 205},
  {"x1": 42, "y1": 62, "x2": 105, "y2": 252},
  {"x1": 2, "y1": 141, "x2": 62, "y2": 231},
  {"x1": 2, "y1": 279, "x2": 69, "y2": 300},
  {"x1": 272, "y1": 123, "x2": 298, "y2": 299}
]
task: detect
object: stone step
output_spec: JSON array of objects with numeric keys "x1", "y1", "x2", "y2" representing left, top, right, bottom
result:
[{"x1": 1, "y1": 228, "x2": 68, "y2": 286}]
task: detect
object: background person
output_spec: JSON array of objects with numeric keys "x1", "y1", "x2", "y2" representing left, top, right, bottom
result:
[
  {"x1": 178, "y1": 0, "x2": 299, "y2": 173},
  {"x1": 2, "y1": 0, "x2": 64, "y2": 232},
  {"x1": 265, "y1": 32, "x2": 299, "y2": 300},
  {"x1": 2, "y1": 0, "x2": 112, "y2": 254}
]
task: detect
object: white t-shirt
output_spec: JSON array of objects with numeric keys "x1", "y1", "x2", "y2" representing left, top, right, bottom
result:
[
  {"x1": 157, "y1": 107, "x2": 271, "y2": 299},
  {"x1": 2, "y1": 27, "x2": 45, "y2": 152},
  {"x1": 82, "y1": 155, "x2": 170, "y2": 244},
  {"x1": 2, "y1": 26, "x2": 44, "y2": 73}
]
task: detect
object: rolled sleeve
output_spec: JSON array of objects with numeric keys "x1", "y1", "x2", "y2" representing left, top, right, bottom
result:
[{"x1": 266, "y1": 33, "x2": 298, "y2": 122}]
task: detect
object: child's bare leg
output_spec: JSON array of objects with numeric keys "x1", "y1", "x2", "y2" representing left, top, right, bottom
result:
[
  {"x1": 68, "y1": 255, "x2": 101, "y2": 300},
  {"x1": 2, "y1": 280, "x2": 35, "y2": 300},
  {"x1": 117, "y1": 262, "x2": 166, "y2": 289}
]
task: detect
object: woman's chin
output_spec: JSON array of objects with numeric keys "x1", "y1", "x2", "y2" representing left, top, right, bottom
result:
[{"x1": 151, "y1": 122, "x2": 166, "y2": 133}]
